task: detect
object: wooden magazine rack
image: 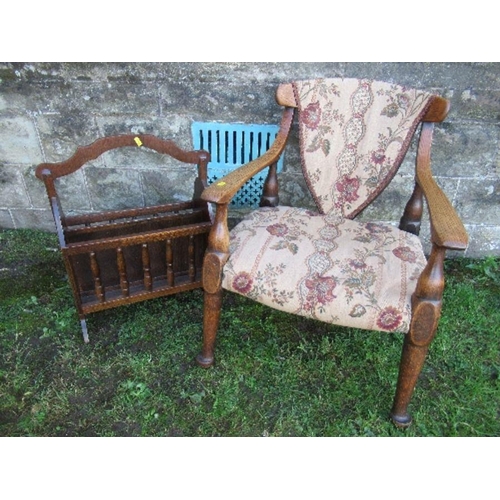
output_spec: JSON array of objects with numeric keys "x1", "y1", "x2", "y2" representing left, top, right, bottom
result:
[{"x1": 36, "y1": 134, "x2": 212, "y2": 342}]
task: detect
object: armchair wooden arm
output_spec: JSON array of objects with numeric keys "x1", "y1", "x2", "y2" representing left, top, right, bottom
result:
[
  {"x1": 416, "y1": 122, "x2": 468, "y2": 250},
  {"x1": 400, "y1": 96, "x2": 468, "y2": 251},
  {"x1": 198, "y1": 102, "x2": 295, "y2": 367}
]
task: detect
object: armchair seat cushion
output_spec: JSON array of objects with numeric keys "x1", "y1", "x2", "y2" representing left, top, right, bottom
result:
[{"x1": 222, "y1": 206, "x2": 427, "y2": 333}]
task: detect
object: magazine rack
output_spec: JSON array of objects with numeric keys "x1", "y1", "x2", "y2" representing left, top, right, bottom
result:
[{"x1": 36, "y1": 134, "x2": 212, "y2": 342}]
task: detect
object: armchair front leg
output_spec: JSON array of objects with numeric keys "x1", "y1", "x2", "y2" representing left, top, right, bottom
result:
[
  {"x1": 390, "y1": 244, "x2": 446, "y2": 427},
  {"x1": 196, "y1": 203, "x2": 230, "y2": 368}
]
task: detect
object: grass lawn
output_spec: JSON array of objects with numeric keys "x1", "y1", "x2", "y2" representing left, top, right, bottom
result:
[{"x1": 0, "y1": 228, "x2": 498, "y2": 437}]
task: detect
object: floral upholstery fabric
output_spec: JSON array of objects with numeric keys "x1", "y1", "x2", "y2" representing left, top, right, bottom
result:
[
  {"x1": 221, "y1": 79, "x2": 436, "y2": 334},
  {"x1": 293, "y1": 78, "x2": 433, "y2": 218},
  {"x1": 222, "y1": 207, "x2": 427, "y2": 333}
]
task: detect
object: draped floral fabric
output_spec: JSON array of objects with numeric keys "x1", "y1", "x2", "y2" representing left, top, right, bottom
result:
[
  {"x1": 292, "y1": 78, "x2": 433, "y2": 218},
  {"x1": 221, "y1": 79, "x2": 434, "y2": 334}
]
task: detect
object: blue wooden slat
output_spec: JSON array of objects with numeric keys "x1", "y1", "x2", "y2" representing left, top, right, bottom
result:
[
  {"x1": 220, "y1": 127, "x2": 226, "y2": 164},
  {"x1": 238, "y1": 128, "x2": 246, "y2": 164}
]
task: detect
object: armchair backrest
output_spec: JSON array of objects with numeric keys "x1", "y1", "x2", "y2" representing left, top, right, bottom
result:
[{"x1": 278, "y1": 78, "x2": 440, "y2": 219}]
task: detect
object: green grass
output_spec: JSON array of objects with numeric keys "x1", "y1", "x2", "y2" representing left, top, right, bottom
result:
[{"x1": 0, "y1": 228, "x2": 498, "y2": 436}]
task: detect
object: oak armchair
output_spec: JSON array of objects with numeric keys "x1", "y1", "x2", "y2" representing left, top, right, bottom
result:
[{"x1": 196, "y1": 78, "x2": 468, "y2": 427}]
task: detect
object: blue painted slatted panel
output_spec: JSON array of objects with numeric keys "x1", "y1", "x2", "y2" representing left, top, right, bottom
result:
[{"x1": 192, "y1": 122, "x2": 284, "y2": 207}]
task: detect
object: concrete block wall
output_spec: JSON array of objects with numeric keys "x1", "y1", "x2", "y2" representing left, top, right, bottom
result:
[{"x1": 1, "y1": 62, "x2": 498, "y2": 257}]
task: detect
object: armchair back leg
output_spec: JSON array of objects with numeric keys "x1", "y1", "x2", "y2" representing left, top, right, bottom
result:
[
  {"x1": 260, "y1": 162, "x2": 279, "y2": 208},
  {"x1": 400, "y1": 183, "x2": 424, "y2": 236}
]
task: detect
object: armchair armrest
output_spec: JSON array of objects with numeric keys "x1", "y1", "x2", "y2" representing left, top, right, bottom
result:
[
  {"x1": 201, "y1": 107, "x2": 295, "y2": 205},
  {"x1": 417, "y1": 123, "x2": 468, "y2": 251}
]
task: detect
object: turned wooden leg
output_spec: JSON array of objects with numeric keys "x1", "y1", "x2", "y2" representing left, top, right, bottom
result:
[
  {"x1": 197, "y1": 203, "x2": 229, "y2": 368},
  {"x1": 390, "y1": 244, "x2": 446, "y2": 427},
  {"x1": 400, "y1": 183, "x2": 423, "y2": 236},
  {"x1": 390, "y1": 340, "x2": 431, "y2": 427},
  {"x1": 196, "y1": 290, "x2": 223, "y2": 367},
  {"x1": 260, "y1": 162, "x2": 279, "y2": 208}
]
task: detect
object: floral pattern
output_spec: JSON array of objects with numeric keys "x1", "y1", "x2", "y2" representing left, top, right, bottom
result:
[
  {"x1": 232, "y1": 272, "x2": 253, "y2": 294},
  {"x1": 222, "y1": 206, "x2": 427, "y2": 333},
  {"x1": 304, "y1": 274, "x2": 338, "y2": 313},
  {"x1": 376, "y1": 307, "x2": 403, "y2": 331},
  {"x1": 302, "y1": 101, "x2": 322, "y2": 130},
  {"x1": 393, "y1": 246, "x2": 418, "y2": 263},
  {"x1": 335, "y1": 176, "x2": 361, "y2": 204},
  {"x1": 220, "y1": 79, "x2": 435, "y2": 335},
  {"x1": 267, "y1": 223, "x2": 288, "y2": 237},
  {"x1": 292, "y1": 78, "x2": 433, "y2": 218}
]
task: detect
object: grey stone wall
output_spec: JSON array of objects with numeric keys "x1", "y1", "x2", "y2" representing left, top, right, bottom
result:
[{"x1": 1, "y1": 62, "x2": 498, "y2": 257}]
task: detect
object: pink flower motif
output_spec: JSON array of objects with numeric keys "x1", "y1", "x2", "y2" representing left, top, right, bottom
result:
[
  {"x1": 336, "y1": 176, "x2": 360, "y2": 203},
  {"x1": 370, "y1": 150, "x2": 386, "y2": 165},
  {"x1": 302, "y1": 101, "x2": 321, "y2": 130},
  {"x1": 266, "y1": 223, "x2": 289, "y2": 237},
  {"x1": 376, "y1": 307, "x2": 403, "y2": 331},
  {"x1": 392, "y1": 246, "x2": 417, "y2": 263},
  {"x1": 305, "y1": 275, "x2": 337, "y2": 306},
  {"x1": 232, "y1": 272, "x2": 253, "y2": 294}
]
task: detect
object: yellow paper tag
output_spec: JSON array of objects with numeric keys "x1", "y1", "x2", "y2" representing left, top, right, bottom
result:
[
  {"x1": 217, "y1": 181, "x2": 226, "y2": 186},
  {"x1": 134, "y1": 137, "x2": 143, "y2": 147}
]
